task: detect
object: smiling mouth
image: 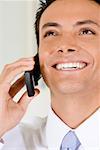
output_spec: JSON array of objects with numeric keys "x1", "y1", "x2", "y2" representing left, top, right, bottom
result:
[{"x1": 52, "y1": 62, "x2": 88, "y2": 71}]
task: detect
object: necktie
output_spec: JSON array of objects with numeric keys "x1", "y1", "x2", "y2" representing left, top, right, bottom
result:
[{"x1": 60, "y1": 130, "x2": 81, "y2": 150}]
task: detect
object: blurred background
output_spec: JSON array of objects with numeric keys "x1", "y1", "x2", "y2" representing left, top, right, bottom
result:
[{"x1": 0, "y1": 0, "x2": 50, "y2": 123}]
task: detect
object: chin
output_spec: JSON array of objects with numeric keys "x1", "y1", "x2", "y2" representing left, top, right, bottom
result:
[
  {"x1": 50, "y1": 82, "x2": 87, "y2": 95},
  {"x1": 42, "y1": 72, "x2": 89, "y2": 95}
]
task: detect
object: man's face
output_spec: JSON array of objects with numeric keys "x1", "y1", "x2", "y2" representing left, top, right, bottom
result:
[{"x1": 39, "y1": 0, "x2": 100, "y2": 96}]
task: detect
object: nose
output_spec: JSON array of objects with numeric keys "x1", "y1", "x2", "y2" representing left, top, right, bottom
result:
[{"x1": 57, "y1": 35, "x2": 78, "y2": 54}]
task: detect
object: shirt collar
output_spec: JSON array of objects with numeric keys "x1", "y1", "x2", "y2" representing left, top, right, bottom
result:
[
  {"x1": 46, "y1": 107, "x2": 71, "y2": 149},
  {"x1": 46, "y1": 107, "x2": 100, "y2": 149},
  {"x1": 75, "y1": 108, "x2": 100, "y2": 149}
]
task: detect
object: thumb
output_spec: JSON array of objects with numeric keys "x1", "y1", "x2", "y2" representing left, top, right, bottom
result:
[{"x1": 18, "y1": 88, "x2": 40, "y2": 111}]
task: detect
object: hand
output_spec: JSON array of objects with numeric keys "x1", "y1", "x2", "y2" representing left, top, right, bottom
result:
[{"x1": 0, "y1": 57, "x2": 40, "y2": 137}]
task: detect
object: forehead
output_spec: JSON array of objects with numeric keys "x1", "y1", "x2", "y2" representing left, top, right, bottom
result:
[{"x1": 39, "y1": 0, "x2": 100, "y2": 29}]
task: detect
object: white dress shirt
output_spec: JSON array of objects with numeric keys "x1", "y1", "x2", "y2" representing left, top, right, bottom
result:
[{"x1": 0, "y1": 108, "x2": 100, "y2": 150}]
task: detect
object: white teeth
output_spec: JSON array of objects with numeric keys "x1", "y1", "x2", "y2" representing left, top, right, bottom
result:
[{"x1": 56, "y1": 62, "x2": 86, "y2": 70}]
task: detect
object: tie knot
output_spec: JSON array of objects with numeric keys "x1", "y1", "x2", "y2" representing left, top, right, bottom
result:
[{"x1": 60, "y1": 130, "x2": 81, "y2": 150}]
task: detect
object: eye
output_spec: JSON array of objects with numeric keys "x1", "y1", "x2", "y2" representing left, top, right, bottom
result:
[
  {"x1": 43, "y1": 31, "x2": 57, "y2": 38},
  {"x1": 79, "y1": 28, "x2": 96, "y2": 36}
]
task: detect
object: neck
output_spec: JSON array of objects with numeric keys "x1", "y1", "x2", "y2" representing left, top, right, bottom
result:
[{"x1": 51, "y1": 90, "x2": 100, "y2": 129}]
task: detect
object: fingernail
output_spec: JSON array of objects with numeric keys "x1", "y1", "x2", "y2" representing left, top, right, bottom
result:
[{"x1": 34, "y1": 89, "x2": 40, "y2": 96}]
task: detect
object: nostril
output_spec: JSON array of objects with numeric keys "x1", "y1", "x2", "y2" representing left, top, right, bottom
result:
[
  {"x1": 67, "y1": 49, "x2": 76, "y2": 52},
  {"x1": 58, "y1": 49, "x2": 63, "y2": 53}
]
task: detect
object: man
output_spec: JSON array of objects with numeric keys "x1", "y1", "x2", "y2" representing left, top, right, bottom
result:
[{"x1": 0, "y1": 0, "x2": 100, "y2": 149}]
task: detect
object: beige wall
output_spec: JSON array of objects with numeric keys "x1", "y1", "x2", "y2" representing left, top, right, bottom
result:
[{"x1": 0, "y1": 0, "x2": 50, "y2": 123}]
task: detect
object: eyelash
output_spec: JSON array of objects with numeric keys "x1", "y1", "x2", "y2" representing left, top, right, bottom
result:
[
  {"x1": 43, "y1": 31, "x2": 57, "y2": 38},
  {"x1": 79, "y1": 28, "x2": 96, "y2": 36},
  {"x1": 43, "y1": 28, "x2": 96, "y2": 38}
]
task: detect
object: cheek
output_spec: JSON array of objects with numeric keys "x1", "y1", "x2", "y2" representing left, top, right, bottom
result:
[
  {"x1": 39, "y1": 51, "x2": 51, "y2": 87},
  {"x1": 39, "y1": 42, "x2": 55, "y2": 87},
  {"x1": 39, "y1": 41, "x2": 48, "y2": 66},
  {"x1": 39, "y1": 37, "x2": 60, "y2": 55},
  {"x1": 39, "y1": 44, "x2": 49, "y2": 75},
  {"x1": 78, "y1": 37, "x2": 100, "y2": 58}
]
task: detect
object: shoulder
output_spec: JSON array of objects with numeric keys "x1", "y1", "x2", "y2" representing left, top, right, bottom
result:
[
  {"x1": 2, "y1": 116, "x2": 48, "y2": 149},
  {"x1": 19, "y1": 116, "x2": 48, "y2": 148},
  {"x1": 19, "y1": 116, "x2": 47, "y2": 134}
]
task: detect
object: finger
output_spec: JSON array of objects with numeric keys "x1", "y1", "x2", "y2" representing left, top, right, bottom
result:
[
  {"x1": 18, "y1": 89, "x2": 40, "y2": 112},
  {"x1": 0, "y1": 64, "x2": 34, "y2": 98},
  {"x1": 9, "y1": 75, "x2": 25, "y2": 98},
  {"x1": 6, "y1": 57, "x2": 34, "y2": 69},
  {"x1": 2, "y1": 64, "x2": 34, "y2": 85},
  {"x1": 0, "y1": 57, "x2": 35, "y2": 84}
]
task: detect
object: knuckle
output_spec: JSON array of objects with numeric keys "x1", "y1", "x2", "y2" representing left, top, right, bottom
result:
[
  {"x1": 19, "y1": 58, "x2": 26, "y2": 62},
  {"x1": 19, "y1": 63, "x2": 23, "y2": 68},
  {"x1": 4, "y1": 64, "x2": 13, "y2": 73},
  {"x1": 4, "y1": 64, "x2": 13, "y2": 71},
  {"x1": 15, "y1": 66, "x2": 24, "y2": 73},
  {"x1": 4, "y1": 64, "x2": 10, "y2": 69}
]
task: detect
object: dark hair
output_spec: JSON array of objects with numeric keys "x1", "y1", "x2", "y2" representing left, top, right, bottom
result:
[
  {"x1": 34, "y1": 0, "x2": 100, "y2": 47},
  {"x1": 35, "y1": 0, "x2": 55, "y2": 46}
]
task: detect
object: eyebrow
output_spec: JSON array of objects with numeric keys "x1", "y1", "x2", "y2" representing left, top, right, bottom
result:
[
  {"x1": 42, "y1": 22, "x2": 61, "y2": 30},
  {"x1": 42, "y1": 20, "x2": 100, "y2": 30},
  {"x1": 74, "y1": 20, "x2": 100, "y2": 27}
]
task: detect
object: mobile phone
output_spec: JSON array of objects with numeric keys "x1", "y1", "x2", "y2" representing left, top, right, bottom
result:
[{"x1": 24, "y1": 54, "x2": 41, "y2": 97}]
